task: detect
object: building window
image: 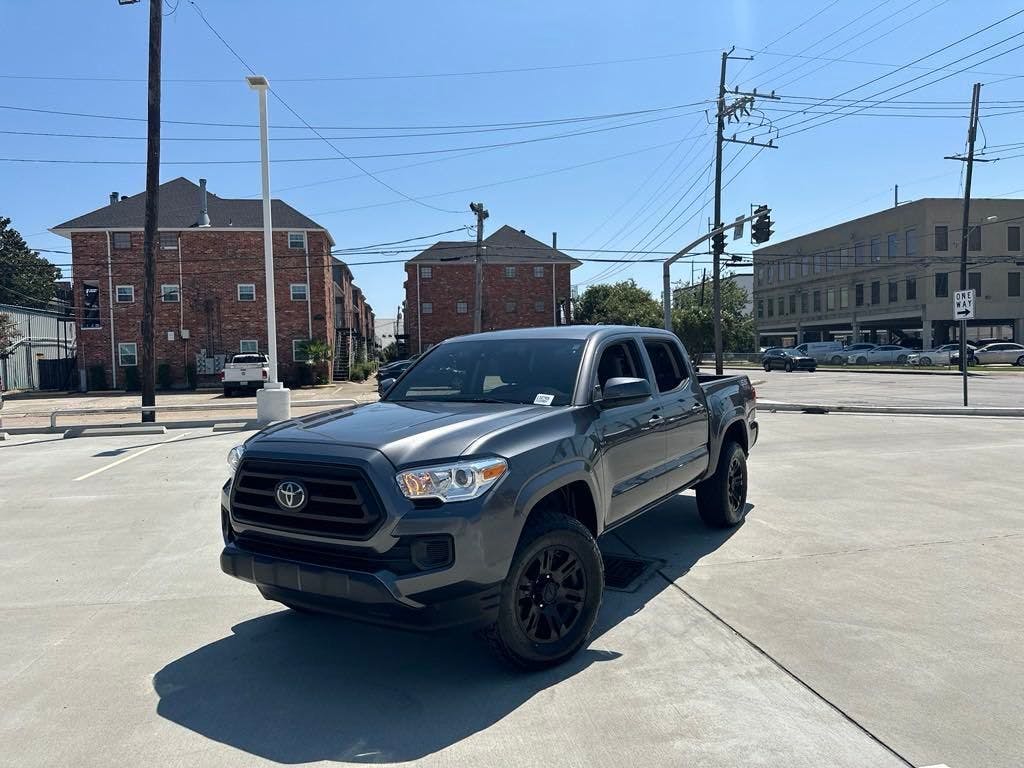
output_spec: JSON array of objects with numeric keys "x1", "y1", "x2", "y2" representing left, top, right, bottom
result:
[
  {"x1": 855, "y1": 242, "x2": 866, "y2": 265},
  {"x1": 801, "y1": 256, "x2": 809, "y2": 276},
  {"x1": 237, "y1": 283, "x2": 256, "y2": 302},
  {"x1": 159, "y1": 232, "x2": 178, "y2": 250},
  {"x1": 814, "y1": 253, "x2": 824, "y2": 273},
  {"x1": 855, "y1": 283, "x2": 864, "y2": 307},
  {"x1": 756, "y1": 266, "x2": 763, "y2": 286},
  {"x1": 292, "y1": 339, "x2": 310, "y2": 362},
  {"x1": 887, "y1": 234, "x2": 898, "y2": 259},
  {"x1": 906, "y1": 229, "x2": 917, "y2": 257},
  {"x1": 82, "y1": 281, "x2": 101, "y2": 328},
  {"x1": 968, "y1": 226, "x2": 981, "y2": 252},
  {"x1": 288, "y1": 232, "x2": 306, "y2": 250},
  {"x1": 788, "y1": 261, "x2": 796, "y2": 279},
  {"x1": 870, "y1": 237, "x2": 881, "y2": 263},
  {"x1": 421, "y1": 302, "x2": 433, "y2": 314},
  {"x1": 839, "y1": 286, "x2": 849, "y2": 309},
  {"x1": 160, "y1": 284, "x2": 180, "y2": 303},
  {"x1": 870, "y1": 281, "x2": 880, "y2": 304},
  {"x1": 504, "y1": 266, "x2": 516, "y2": 278},
  {"x1": 826, "y1": 250, "x2": 836, "y2": 271},
  {"x1": 767, "y1": 299, "x2": 774, "y2": 317},
  {"x1": 505, "y1": 300, "x2": 517, "y2": 313},
  {"x1": 789, "y1": 294, "x2": 796, "y2": 314},
  {"x1": 115, "y1": 285, "x2": 134, "y2": 303},
  {"x1": 118, "y1": 342, "x2": 138, "y2": 367},
  {"x1": 534, "y1": 300, "x2": 545, "y2": 312},
  {"x1": 968, "y1": 272, "x2": 981, "y2": 294},
  {"x1": 826, "y1": 288, "x2": 836, "y2": 311},
  {"x1": 906, "y1": 277, "x2": 917, "y2": 300},
  {"x1": 839, "y1": 247, "x2": 849, "y2": 269},
  {"x1": 533, "y1": 265, "x2": 545, "y2": 278},
  {"x1": 767, "y1": 264, "x2": 774, "y2": 284},
  {"x1": 455, "y1": 301, "x2": 469, "y2": 314},
  {"x1": 1009, "y1": 226, "x2": 1021, "y2": 251},
  {"x1": 935, "y1": 272, "x2": 948, "y2": 298},
  {"x1": 888, "y1": 280, "x2": 898, "y2": 303},
  {"x1": 756, "y1": 300, "x2": 763, "y2": 319},
  {"x1": 812, "y1": 290, "x2": 821, "y2": 312},
  {"x1": 1009, "y1": 272, "x2": 1021, "y2": 297},
  {"x1": 290, "y1": 283, "x2": 308, "y2": 301},
  {"x1": 800, "y1": 293, "x2": 809, "y2": 313},
  {"x1": 112, "y1": 232, "x2": 132, "y2": 250},
  {"x1": 239, "y1": 339, "x2": 259, "y2": 354},
  {"x1": 935, "y1": 225, "x2": 949, "y2": 252},
  {"x1": 419, "y1": 265, "x2": 432, "y2": 279},
  {"x1": 777, "y1": 297, "x2": 785, "y2": 316}
]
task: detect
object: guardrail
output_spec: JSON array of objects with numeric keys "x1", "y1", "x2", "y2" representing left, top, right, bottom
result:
[{"x1": 49, "y1": 398, "x2": 360, "y2": 429}]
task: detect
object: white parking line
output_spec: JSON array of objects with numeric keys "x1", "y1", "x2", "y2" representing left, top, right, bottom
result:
[{"x1": 72, "y1": 432, "x2": 189, "y2": 482}]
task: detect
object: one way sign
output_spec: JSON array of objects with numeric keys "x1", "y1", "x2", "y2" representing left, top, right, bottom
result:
[{"x1": 954, "y1": 289, "x2": 975, "y2": 320}]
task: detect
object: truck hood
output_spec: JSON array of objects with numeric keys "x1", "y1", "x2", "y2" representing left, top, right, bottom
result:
[{"x1": 252, "y1": 400, "x2": 551, "y2": 467}]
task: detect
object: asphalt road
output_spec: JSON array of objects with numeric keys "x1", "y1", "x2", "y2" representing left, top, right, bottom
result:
[
  {"x1": 730, "y1": 366, "x2": 1024, "y2": 408},
  {"x1": 2, "y1": 414, "x2": 1021, "y2": 767}
]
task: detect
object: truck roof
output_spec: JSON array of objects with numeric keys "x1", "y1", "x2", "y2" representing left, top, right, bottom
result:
[{"x1": 444, "y1": 325, "x2": 676, "y2": 344}]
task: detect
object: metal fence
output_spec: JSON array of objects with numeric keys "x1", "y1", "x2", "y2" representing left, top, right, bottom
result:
[{"x1": 0, "y1": 303, "x2": 77, "y2": 391}]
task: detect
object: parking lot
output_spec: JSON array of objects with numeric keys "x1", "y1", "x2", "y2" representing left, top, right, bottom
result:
[{"x1": 2, "y1": 408, "x2": 1021, "y2": 767}]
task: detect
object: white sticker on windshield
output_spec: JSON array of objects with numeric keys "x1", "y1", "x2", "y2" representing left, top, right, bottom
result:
[{"x1": 534, "y1": 393, "x2": 554, "y2": 406}]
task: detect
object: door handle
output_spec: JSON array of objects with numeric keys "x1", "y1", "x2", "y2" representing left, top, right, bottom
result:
[
  {"x1": 648, "y1": 415, "x2": 663, "y2": 424},
  {"x1": 690, "y1": 403, "x2": 705, "y2": 411}
]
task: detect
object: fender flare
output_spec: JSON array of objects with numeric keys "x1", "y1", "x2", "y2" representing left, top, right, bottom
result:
[{"x1": 513, "y1": 459, "x2": 604, "y2": 536}]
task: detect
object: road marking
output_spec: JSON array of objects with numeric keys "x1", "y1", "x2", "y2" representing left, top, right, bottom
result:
[{"x1": 72, "y1": 432, "x2": 189, "y2": 482}]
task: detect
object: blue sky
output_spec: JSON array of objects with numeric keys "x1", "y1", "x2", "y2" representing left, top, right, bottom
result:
[{"x1": 3, "y1": 0, "x2": 1023, "y2": 319}]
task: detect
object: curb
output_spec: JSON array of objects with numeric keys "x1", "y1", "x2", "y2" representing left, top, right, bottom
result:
[{"x1": 760, "y1": 402, "x2": 1024, "y2": 418}]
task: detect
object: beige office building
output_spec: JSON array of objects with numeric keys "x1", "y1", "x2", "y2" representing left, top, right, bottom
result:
[{"x1": 752, "y1": 198, "x2": 1024, "y2": 348}]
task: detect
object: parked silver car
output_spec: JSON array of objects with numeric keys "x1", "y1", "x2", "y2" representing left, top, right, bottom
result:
[
  {"x1": 847, "y1": 345, "x2": 914, "y2": 365},
  {"x1": 827, "y1": 343, "x2": 876, "y2": 365},
  {"x1": 907, "y1": 343, "x2": 971, "y2": 366},
  {"x1": 973, "y1": 342, "x2": 1024, "y2": 366}
]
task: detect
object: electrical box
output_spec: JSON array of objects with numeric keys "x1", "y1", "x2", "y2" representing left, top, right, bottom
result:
[{"x1": 180, "y1": 329, "x2": 190, "y2": 339}]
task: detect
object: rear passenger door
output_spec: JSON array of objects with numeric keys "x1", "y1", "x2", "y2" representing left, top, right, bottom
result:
[
  {"x1": 592, "y1": 337, "x2": 667, "y2": 525},
  {"x1": 643, "y1": 337, "x2": 710, "y2": 494}
]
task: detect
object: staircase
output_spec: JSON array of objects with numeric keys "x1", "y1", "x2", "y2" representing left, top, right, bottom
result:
[{"x1": 334, "y1": 328, "x2": 352, "y2": 380}]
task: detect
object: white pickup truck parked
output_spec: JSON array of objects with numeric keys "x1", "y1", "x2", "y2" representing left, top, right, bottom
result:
[{"x1": 220, "y1": 354, "x2": 269, "y2": 397}]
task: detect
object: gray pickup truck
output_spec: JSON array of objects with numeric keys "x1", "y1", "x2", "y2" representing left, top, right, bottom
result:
[{"x1": 220, "y1": 326, "x2": 757, "y2": 668}]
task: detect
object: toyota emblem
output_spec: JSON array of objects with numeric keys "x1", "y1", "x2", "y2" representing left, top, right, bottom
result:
[{"x1": 274, "y1": 480, "x2": 307, "y2": 511}]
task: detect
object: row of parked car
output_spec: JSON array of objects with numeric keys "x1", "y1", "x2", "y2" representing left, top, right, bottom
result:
[{"x1": 762, "y1": 340, "x2": 1024, "y2": 370}]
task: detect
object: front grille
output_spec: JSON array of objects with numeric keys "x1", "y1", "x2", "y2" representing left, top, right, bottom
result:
[
  {"x1": 231, "y1": 458, "x2": 384, "y2": 540},
  {"x1": 235, "y1": 532, "x2": 419, "y2": 575}
]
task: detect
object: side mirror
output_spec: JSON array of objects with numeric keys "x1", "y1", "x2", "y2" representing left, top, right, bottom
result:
[
  {"x1": 379, "y1": 378, "x2": 396, "y2": 396},
  {"x1": 597, "y1": 377, "x2": 652, "y2": 408}
]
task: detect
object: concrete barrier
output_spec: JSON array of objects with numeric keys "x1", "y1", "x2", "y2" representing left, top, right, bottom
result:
[
  {"x1": 760, "y1": 401, "x2": 1024, "y2": 417},
  {"x1": 48, "y1": 398, "x2": 359, "y2": 429}
]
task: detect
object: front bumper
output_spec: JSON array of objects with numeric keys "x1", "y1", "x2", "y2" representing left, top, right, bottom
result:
[{"x1": 221, "y1": 541, "x2": 500, "y2": 631}]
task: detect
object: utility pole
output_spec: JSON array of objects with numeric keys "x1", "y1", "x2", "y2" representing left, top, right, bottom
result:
[
  {"x1": 470, "y1": 202, "x2": 488, "y2": 333},
  {"x1": 710, "y1": 48, "x2": 777, "y2": 374},
  {"x1": 139, "y1": 0, "x2": 161, "y2": 422},
  {"x1": 945, "y1": 82, "x2": 984, "y2": 406}
]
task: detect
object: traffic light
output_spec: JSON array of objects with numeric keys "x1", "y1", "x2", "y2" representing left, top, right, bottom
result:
[
  {"x1": 751, "y1": 204, "x2": 773, "y2": 245},
  {"x1": 712, "y1": 230, "x2": 726, "y2": 256}
]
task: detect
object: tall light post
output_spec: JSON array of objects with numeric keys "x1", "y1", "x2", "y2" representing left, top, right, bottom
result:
[{"x1": 247, "y1": 75, "x2": 291, "y2": 422}]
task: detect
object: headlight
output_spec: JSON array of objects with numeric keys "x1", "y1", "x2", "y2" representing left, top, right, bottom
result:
[
  {"x1": 396, "y1": 457, "x2": 507, "y2": 502},
  {"x1": 227, "y1": 444, "x2": 246, "y2": 474}
]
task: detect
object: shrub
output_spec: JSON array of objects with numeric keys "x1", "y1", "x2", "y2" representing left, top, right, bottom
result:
[
  {"x1": 157, "y1": 363, "x2": 173, "y2": 390},
  {"x1": 87, "y1": 364, "x2": 106, "y2": 391},
  {"x1": 123, "y1": 366, "x2": 140, "y2": 392}
]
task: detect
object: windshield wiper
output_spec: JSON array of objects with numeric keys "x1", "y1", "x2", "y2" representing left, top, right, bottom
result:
[{"x1": 443, "y1": 397, "x2": 514, "y2": 404}]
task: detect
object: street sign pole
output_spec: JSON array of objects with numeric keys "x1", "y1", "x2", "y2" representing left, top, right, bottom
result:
[
  {"x1": 961, "y1": 318, "x2": 968, "y2": 406},
  {"x1": 954, "y1": 288, "x2": 975, "y2": 406}
]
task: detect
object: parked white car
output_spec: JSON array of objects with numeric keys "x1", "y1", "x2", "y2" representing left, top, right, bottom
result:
[
  {"x1": 847, "y1": 345, "x2": 914, "y2": 365},
  {"x1": 907, "y1": 343, "x2": 965, "y2": 366},
  {"x1": 794, "y1": 341, "x2": 844, "y2": 363},
  {"x1": 826, "y1": 343, "x2": 876, "y2": 365},
  {"x1": 973, "y1": 342, "x2": 1024, "y2": 366},
  {"x1": 221, "y1": 353, "x2": 269, "y2": 396}
]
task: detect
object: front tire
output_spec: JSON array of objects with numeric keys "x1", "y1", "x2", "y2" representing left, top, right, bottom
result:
[
  {"x1": 920, "y1": 356, "x2": 932, "y2": 366},
  {"x1": 1016, "y1": 355, "x2": 1024, "y2": 367},
  {"x1": 897, "y1": 354, "x2": 908, "y2": 364},
  {"x1": 857, "y1": 356, "x2": 868, "y2": 365},
  {"x1": 696, "y1": 441, "x2": 748, "y2": 528},
  {"x1": 764, "y1": 361, "x2": 771, "y2": 372},
  {"x1": 784, "y1": 361, "x2": 794, "y2": 372},
  {"x1": 830, "y1": 355, "x2": 844, "y2": 365},
  {"x1": 483, "y1": 509, "x2": 603, "y2": 670}
]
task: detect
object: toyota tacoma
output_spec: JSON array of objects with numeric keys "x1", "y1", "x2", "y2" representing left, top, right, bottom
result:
[{"x1": 220, "y1": 326, "x2": 758, "y2": 668}]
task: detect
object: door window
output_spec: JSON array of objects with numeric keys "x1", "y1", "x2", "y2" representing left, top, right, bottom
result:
[
  {"x1": 643, "y1": 339, "x2": 688, "y2": 393},
  {"x1": 596, "y1": 340, "x2": 647, "y2": 390}
]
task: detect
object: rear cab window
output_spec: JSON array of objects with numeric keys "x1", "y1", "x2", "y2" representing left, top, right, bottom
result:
[{"x1": 643, "y1": 338, "x2": 689, "y2": 393}]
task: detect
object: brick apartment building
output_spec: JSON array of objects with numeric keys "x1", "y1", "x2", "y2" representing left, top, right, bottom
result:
[
  {"x1": 404, "y1": 225, "x2": 579, "y2": 353},
  {"x1": 52, "y1": 177, "x2": 374, "y2": 387},
  {"x1": 331, "y1": 258, "x2": 375, "y2": 377}
]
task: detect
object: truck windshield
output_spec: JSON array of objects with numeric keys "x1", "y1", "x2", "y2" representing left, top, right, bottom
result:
[{"x1": 386, "y1": 338, "x2": 585, "y2": 406}]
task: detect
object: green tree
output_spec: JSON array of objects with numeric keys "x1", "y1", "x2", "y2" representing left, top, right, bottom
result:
[
  {"x1": 300, "y1": 338, "x2": 333, "y2": 384},
  {"x1": 0, "y1": 217, "x2": 62, "y2": 308},
  {"x1": 0, "y1": 312, "x2": 21, "y2": 358},
  {"x1": 574, "y1": 279, "x2": 662, "y2": 327},
  {"x1": 672, "y1": 275, "x2": 754, "y2": 359}
]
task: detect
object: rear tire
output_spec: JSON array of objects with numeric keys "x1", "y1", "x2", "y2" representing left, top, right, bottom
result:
[
  {"x1": 808, "y1": 367, "x2": 817, "y2": 373},
  {"x1": 897, "y1": 354, "x2": 908, "y2": 364},
  {"x1": 223, "y1": 386, "x2": 233, "y2": 398},
  {"x1": 857, "y1": 356, "x2": 868, "y2": 365},
  {"x1": 482, "y1": 509, "x2": 603, "y2": 671},
  {"x1": 696, "y1": 441, "x2": 748, "y2": 529},
  {"x1": 920, "y1": 356, "x2": 932, "y2": 366},
  {"x1": 764, "y1": 362, "x2": 771, "y2": 372},
  {"x1": 1017, "y1": 355, "x2": 1024, "y2": 367},
  {"x1": 830, "y1": 355, "x2": 844, "y2": 365},
  {"x1": 784, "y1": 361, "x2": 794, "y2": 372}
]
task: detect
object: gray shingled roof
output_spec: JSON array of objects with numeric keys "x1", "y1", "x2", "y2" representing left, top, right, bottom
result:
[
  {"x1": 51, "y1": 177, "x2": 328, "y2": 233},
  {"x1": 409, "y1": 225, "x2": 580, "y2": 267}
]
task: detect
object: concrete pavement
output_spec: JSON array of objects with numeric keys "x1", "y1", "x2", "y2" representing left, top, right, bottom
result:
[{"x1": 2, "y1": 413, "x2": 1022, "y2": 766}]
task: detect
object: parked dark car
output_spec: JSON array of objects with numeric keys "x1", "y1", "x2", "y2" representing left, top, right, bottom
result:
[
  {"x1": 220, "y1": 326, "x2": 758, "y2": 669},
  {"x1": 949, "y1": 347, "x2": 979, "y2": 367},
  {"x1": 376, "y1": 359, "x2": 413, "y2": 380},
  {"x1": 762, "y1": 347, "x2": 816, "y2": 372}
]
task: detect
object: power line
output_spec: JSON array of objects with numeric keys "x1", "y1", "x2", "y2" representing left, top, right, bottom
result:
[{"x1": 730, "y1": 0, "x2": 845, "y2": 82}]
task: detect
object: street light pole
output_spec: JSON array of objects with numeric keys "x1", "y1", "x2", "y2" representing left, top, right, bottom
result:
[{"x1": 247, "y1": 75, "x2": 291, "y2": 423}]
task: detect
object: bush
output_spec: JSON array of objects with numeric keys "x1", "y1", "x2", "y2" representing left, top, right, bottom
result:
[
  {"x1": 123, "y1": 366, "x2": 140, "y2": 392},
  {"x1": 87, "y1": 364, "x2": 106, "y2": 391},
  {"x1": 157, "y1": 363, "x2": 173, "y2": 390}
]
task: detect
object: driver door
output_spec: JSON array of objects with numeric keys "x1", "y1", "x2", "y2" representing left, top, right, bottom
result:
[{"x1": 592, "y1": 337, "x2": 667, "y2": 526}]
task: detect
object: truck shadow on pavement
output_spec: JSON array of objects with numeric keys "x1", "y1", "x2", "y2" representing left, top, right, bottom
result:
[{"x1": 153, "y1": 492, "x2": 744, "y2": 764}]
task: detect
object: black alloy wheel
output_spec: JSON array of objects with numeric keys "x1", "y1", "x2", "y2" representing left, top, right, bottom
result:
[
  {"x1": 726, "y1": 452, "x2": 745, "y2": 514},
  {"x1": 785, "y1": 361, "x2": 794, "y2": 372},
  {"x1": 515, "y1": 545, "x2": 586, "y2": 644}
]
